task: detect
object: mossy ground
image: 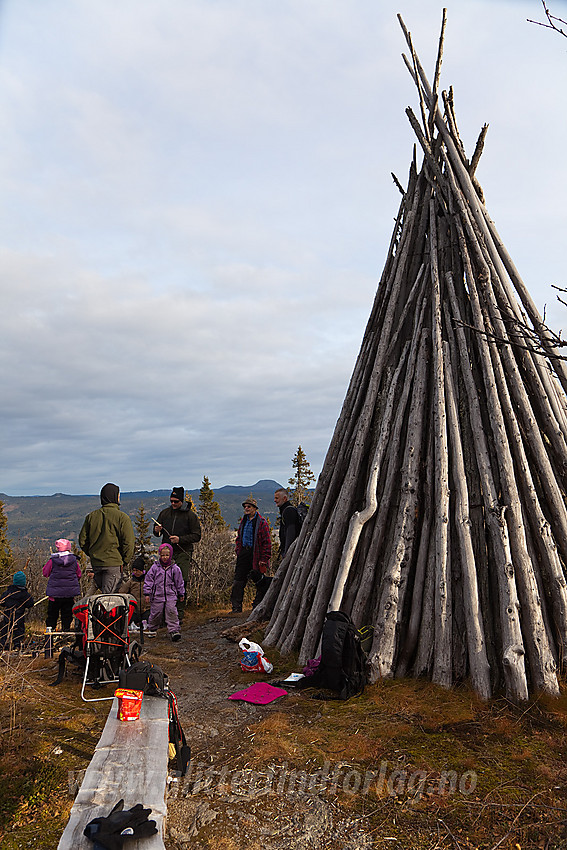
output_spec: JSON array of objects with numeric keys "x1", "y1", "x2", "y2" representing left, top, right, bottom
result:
[{"x1": 2, "y1": 611, "x2": 567, "y2": 848}]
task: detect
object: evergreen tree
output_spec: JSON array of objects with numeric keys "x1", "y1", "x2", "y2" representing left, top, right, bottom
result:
[
  {"x1": 0, "y1": 500, "x2": 13, "y2": 575},
  {"x1": 134, "y1": 502, "x2": 152, "y2": 563},
  {"x1": 288, "y1": 446, "x2": 316, "y2": 505},
  {"x1": 199, "y1": 476, "x2": 227, "y2": 528}
]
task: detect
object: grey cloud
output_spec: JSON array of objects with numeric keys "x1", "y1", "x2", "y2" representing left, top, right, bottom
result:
[{"x1": 1, "y1": 0, "x2": 566, "y2": 495}]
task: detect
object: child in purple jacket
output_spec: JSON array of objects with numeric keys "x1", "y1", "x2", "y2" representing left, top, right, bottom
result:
[
  {"x1": 143, "y1": 543, "x2": 184, "y2": 641},
  {"x1": 43, "y1": 538, "x2": 82, "y2": 631}
]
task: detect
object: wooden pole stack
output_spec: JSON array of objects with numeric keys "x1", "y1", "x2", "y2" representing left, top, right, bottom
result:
[{"x1": 252, "y1": 12, "x2": 567, "y2": 702}]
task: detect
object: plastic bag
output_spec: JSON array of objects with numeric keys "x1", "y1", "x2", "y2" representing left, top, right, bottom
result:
[{"x1": 239, "y1": 638, "x2": 273, "y2": 674}]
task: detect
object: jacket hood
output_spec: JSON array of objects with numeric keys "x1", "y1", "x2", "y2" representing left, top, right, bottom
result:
[
  {"x1": 159, "y1": 543, "x2": 174, "y2": 567},
  {"x1": 100, "y1": 483, "x2": 120, "y2": 505}
]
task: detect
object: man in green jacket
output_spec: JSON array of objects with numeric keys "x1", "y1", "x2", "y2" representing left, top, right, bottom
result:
[{"x1": 79, "y1": 483, "x2": 135, "y2": 593}]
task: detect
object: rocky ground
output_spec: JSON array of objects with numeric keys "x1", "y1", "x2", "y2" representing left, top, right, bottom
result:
[{"x1": 143, "y1": 612, "x2": 376, "y2": 850}]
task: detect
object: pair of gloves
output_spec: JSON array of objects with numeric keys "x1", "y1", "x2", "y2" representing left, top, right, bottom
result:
[{"x1": 83, "y1": 799, "x2": 157, "y2": 850}]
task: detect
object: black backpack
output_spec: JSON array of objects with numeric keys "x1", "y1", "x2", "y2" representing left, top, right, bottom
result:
[
  {"x1": 119, "y1": 660, "x2": 168, "y2": 697},
  {"x1": 301, "y1": 611, "x2": 367, "y2": 700},
  {"x1": 296, "y1": 502, "x2": 308, "y2": 527}
]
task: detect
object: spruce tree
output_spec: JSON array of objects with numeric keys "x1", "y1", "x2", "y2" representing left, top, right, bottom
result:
[
  {"x1": 134, "y1": 502, "x2": 152, "y2": 563},
  {"x1": 288, "y1": 446, "x2": 316, "y2": 505},
  {"x1": 199, "y1": 476, "x2": 226, "y2": 528}
]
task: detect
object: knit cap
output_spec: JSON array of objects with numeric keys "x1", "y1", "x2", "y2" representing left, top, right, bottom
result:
[
  {"x1": 13, "y1": 571, "x2": 27, "y2": 587},
  {"x1": 55, "y1": 539, "x2": 73, "y2": 552}
]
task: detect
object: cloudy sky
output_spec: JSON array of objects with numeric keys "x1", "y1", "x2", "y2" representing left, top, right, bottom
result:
[{"x1": 0, "y1": 0, "x2": 566, "y2": 497}]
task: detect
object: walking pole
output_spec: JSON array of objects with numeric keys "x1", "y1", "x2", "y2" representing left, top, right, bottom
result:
[
  {"x1": 151, "y1": 519, "x2": 209, "y2": 579},
  {"x1": 33, "y1": 596, "x2": 49, "y2": 607}
]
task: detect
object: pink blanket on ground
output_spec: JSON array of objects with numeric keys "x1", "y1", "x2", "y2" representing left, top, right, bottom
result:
[{"x1": 228, "y1": 682, "x2": 288, "y2": 704}]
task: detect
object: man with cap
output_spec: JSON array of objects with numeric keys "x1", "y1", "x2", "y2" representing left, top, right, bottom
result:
[
  {"x1": 79, "y1": 483, "x2": 135, "y2": 593},
  {"x1": 153, "y1": 487, "x2": 201, "y2": 615},
  {"x1": 230, "y1": 496, "x2": 272, "y2": 613}
]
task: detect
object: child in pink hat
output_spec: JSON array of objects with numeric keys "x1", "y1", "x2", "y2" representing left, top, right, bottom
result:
[
  {"x1": 142, "y1": 543, "x2": 185, "y2": 641},
  {"x1": 42, "y1": 539, "x2": 82, "y2": 631}
]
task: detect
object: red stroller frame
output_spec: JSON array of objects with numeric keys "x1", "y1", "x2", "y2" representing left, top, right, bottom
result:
[{"x1": 71, "y1": 593, "x2": 139, "y2": 702}]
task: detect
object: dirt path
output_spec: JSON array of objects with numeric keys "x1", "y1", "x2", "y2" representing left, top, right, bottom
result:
[{"x1": 142, "y1": 612, "x2": 374, "y2": 850}]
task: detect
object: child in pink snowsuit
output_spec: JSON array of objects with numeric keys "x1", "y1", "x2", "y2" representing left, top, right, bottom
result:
[{"x1": 143, "y1": 543, "x2": 185, "y2": 641}]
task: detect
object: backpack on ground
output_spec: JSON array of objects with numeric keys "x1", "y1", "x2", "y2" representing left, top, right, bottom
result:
[
  {"x1": 299, "y1": 610, "x2": 367, "y2": 700},
  {"x1": 118, "y1": 660, "x2": 168, "y2": 697}
]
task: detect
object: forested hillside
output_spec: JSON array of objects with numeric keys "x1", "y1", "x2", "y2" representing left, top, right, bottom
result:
[{"x1": 1, "y1": 480, "x2": 284, "y2": 545}]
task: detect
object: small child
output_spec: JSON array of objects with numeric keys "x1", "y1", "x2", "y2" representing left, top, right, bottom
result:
[
  {"x1": 42, "y1": 538, "x2": 82, "y2": 632},
  {"x1": 0, "y1": 571, "x2": 34, "y2": 649},
  {"x1": 119, "y1": 554, "x2": 148, "y2": 629},
  {"x1": 143, "y1": 543, "x2": 184, "y2": 642}
]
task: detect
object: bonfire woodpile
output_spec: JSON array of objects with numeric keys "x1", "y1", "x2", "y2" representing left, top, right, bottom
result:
[{"x1": 252, "y1": 12, "x2": 567, "y2": 702}]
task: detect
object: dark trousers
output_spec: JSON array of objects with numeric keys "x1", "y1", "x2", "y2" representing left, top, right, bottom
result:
[
  {"x1": 0, "y1": 612, "x2": 27, "y2": 648},
  {"x1": 46, "y1": 597, "x2": 75, "y2": 631},
  {"x1": 174, "y1": 552, "x2": 191, "y2": 621},
  {"x1": 230, "y1": 548, "x2": 272, "y2": 611}
]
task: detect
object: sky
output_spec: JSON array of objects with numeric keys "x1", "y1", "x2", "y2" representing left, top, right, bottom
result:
[{"x1": 0, "y1": 0, "x2": 566, "y2": 497}]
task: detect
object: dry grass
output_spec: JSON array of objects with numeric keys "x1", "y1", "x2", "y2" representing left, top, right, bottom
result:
[
  {"x1": 194, "y1": 675, "x2": 567, "y2": 848},
  {"x1": 3, "y1": 610, "x2": 567, "y2": 849},
  {"x1": 0, "y1": 656, "x2": 108, "y2": 849}
]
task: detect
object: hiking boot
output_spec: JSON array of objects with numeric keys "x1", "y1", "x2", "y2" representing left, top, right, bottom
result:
[
  {"x1": 171, "y1": 632, "x2": 181, "y2": 642},
  {"x1": 144, "y1": 630, "x2": 157, "y2": 638}
]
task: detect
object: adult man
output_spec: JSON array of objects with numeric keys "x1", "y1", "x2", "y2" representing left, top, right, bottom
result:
[
  {"x1": 231, "y1": 497, "x2": 272, "y2": 613},
  {"x1": 153, "y1": 487, "x2": 201, "y2": 592},
  {"x1": 274, "y1": 488, "x2": 302, "y2": 559},
  {"x1": 79, "y1": 483, "x2": 135, "y2": 593}
]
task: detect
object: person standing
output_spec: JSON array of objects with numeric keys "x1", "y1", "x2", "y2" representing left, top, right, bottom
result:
[
  {"x1": 153, "y1": 487, "x2": 201, "y2": 601},
  {"x1": 0, "y1": 571, "x2": 34, "y2": 649},
  {"x1": 230, "y1": 497, "x2": 272, "y2": 613},
  {"x1": 42, "y1": 538, "x2": 82, "y2": 631},
  {"x1": 118, "y1": 553, "x2": 148, "y2": 628},
  {"x1": 79, "y1": 483, "x2": 135, "y2": 593},
  {"x1": 274, "y1": 488, "x2": 302, "y2": 559},
  {"x1": 143, "y1": 543, "x2": 184, "y2": 641}
]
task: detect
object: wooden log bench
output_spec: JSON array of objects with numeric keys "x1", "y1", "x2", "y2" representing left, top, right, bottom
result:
[{"x1": 58, "y1": 695, "x2": 169, "y2": 849}]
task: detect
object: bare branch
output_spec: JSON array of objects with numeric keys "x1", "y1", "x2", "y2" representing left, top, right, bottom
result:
[
  {"x1": 528, "y1": 1, "x2": 567, "y2": 38},
  {"x1": 453, "y1": 318, "x2": 567, "y2": 361}
]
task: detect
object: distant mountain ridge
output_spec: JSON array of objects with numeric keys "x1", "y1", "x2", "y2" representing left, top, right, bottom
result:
[{"x1": 1, "y1": 480, "x2": 286, "y2": 545}]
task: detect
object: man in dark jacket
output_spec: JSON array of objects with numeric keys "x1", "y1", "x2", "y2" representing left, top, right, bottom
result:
[
  {"x1": 153, "y1": 487, "x2": 201, "y2": 607},
  {"x1": 79, "y1": 483, "x2": 135, "y2": 593},
  {"x1": 231, "y1": 497, "x2": 272, "y2": 613},
  {"x1": 274, "y1": 488, "x2": 302, "y2": 559}
]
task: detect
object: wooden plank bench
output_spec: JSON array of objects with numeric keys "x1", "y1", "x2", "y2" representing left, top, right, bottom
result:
[{"x1": 58, "y1": 695, "x2": 169, "y2": 849}]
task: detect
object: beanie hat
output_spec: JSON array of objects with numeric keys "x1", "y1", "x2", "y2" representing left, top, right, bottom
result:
[
  {"x1": 171, "y1": 487, "x2": 184, "y2": 502},
  {"x1": 13, "y1": 571, "x2": 27, "y2": 588},
  {"x1": 55, "y1": 538, "x2": 73, "y2": 552},
  {"x1": 131, "y1": 554, "x2": 146, "y2": 573}
]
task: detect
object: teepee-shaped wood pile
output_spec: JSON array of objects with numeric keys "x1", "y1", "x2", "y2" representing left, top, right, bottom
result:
[{"x1": 253, "y1": 13, "x2": 567, "y2": 702}]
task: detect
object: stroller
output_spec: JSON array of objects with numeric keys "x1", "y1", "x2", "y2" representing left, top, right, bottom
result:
[{"x1": 51, "y1": 593, "x2": 141, "y2": 701}]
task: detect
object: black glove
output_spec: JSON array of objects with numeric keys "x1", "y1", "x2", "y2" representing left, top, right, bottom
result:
[{"x1": 83, "y1": 799, "x2": 158, "y2": 850}]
